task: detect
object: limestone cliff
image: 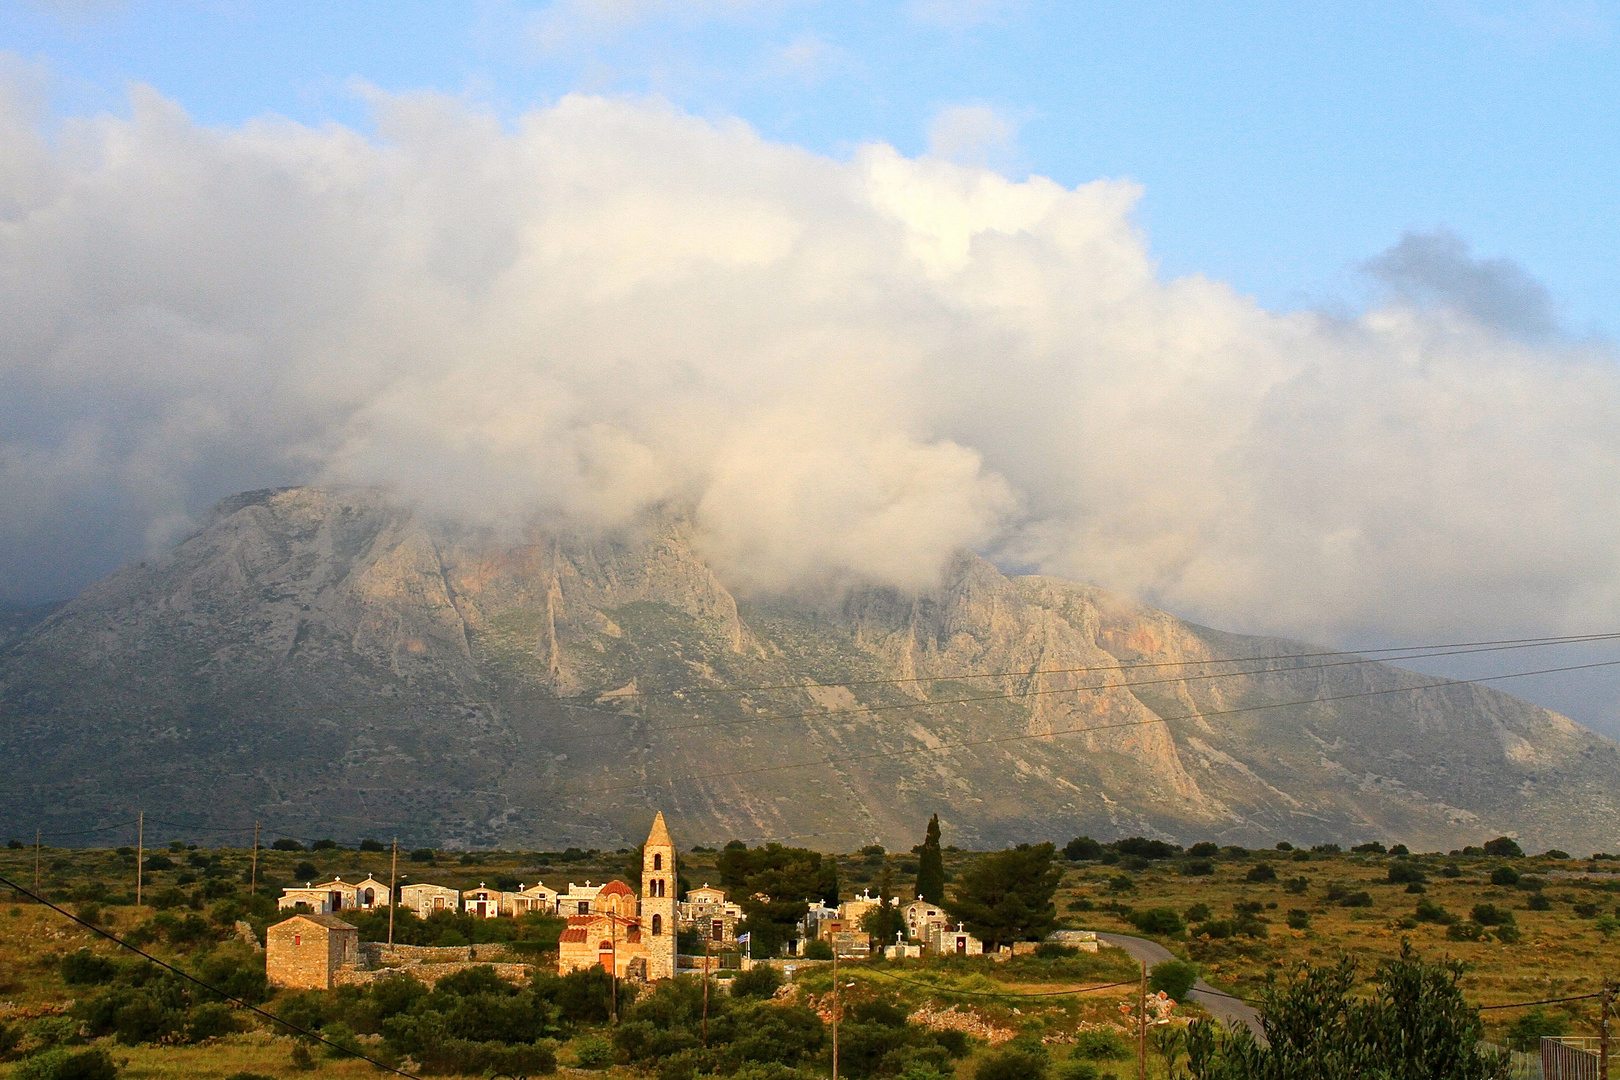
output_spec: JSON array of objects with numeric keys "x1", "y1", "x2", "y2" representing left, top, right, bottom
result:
[{"x1": 2, "y1": 486, "x2": 1616, "y2": 853}]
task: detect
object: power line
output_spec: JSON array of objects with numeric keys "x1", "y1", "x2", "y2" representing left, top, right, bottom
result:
[
  {"x1": 544, "y1": 635, "x2": 1620, "y2": 747},
  {"x1": 0, "y1": 872, "x2": 423, "y2": 1080},
  {"x1": 555, "y1": 657, "x2": 1620, "y2": 798}
]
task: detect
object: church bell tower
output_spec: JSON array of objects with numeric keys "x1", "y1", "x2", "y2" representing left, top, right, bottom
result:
[{"x1": 642, "y1": 811, "x2": 677, "y2": 980}]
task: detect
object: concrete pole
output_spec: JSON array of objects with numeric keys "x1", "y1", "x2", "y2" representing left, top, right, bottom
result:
[
  {"x1": 388, "y1": 838, "x2": 398, "y2": 948},
  {"x1": 136, "y1": 811, "x2": 144, "y2": 907},
  {"x1": 250, "y1": 821, "x2": 259, "y2": 897},
  {"x1": 1137, "y1": 960, "x2": 1147, "y2": 1080}
]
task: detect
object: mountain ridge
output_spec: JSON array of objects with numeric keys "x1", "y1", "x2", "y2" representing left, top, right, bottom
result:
[{"x1": 2, "y1": 485, "x2": 1616, "y2": 853}]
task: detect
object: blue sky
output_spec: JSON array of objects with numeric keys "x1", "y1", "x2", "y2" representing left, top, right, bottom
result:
[{"x1": 7, "y1": 0, "x2": 1619, "y2": 334}]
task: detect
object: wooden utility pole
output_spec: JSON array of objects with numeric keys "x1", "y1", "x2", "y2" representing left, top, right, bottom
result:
[
  {"x1": 250, "y1": 821, "x2": 260, "y2": 897},
  {"x1": 34, "y1": 829, "x2": 40, "y2": 893},
  {"x1": 1137, "y1": 960, "x2": 1148, "y2": 1080},
  {"x1": 387, "y1": 838, "x2": 398, "y2": 948},
  {"x1": 831, "y1": 943, "x2": 840, "y2": 1080},
  {"x1": 702, "y1": 933, "x2": 712, "y2": 1047},
  {"x1": 136, "y1": 812, "x2": 144, "y2": 907},
  {"x1": 1601, "y1": 979, "x2": 1612, "y2": 1080},
  {"x1": 610, "y1": 914, "x2": 619, "y2": 1024}
]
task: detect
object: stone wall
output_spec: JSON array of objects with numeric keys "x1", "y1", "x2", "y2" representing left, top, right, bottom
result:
[
  {"x1": 335, "y1": 962, "x2": 535, "y2": 988},
  {"x1": 357, "y1": 941, "x2": 521, "y2": 966}
]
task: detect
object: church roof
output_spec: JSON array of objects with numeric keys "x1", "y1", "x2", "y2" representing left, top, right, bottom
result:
[
  {"x1": 559, "y1": 928, "x2": 589, "y2": 943},
  {"x1": 598, "y1": 880, "x2": 635, "y2": 897},
  {"x1": 646, "y1": 811, "x2": 672, "y2": 848}
]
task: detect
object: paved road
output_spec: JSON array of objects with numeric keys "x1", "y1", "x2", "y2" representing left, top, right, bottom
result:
[{"x1": 1095, "y1": 932, "x2": 1265, "y2": 1039}]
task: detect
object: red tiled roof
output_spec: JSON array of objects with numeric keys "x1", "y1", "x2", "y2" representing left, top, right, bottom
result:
[
  {"x1": 559, "y1": 928, "x2": 589, "y2": 943},
  {"x1": 598, "y1": 880, "x2": 635, "y2": 897}
]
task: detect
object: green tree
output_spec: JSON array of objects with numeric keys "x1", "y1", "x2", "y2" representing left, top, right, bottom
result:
[
  {"x1": 861, "y1": 864, "x2": 905, "y2": 945},
  {"x1": 1182, "y1": 943, "x2": 1506, "y2": 1080},
  {"x1": 718, "y1": 843, "x2": 839, "y2": 957},
  {"x1": 944, "y1": 843, "x2": 1061, "y2": 948},
  {"x1": 915, "y1": 815, "x2": 945, "y2": 904}
]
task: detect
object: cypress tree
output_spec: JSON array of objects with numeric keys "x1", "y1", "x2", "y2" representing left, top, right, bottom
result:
[{"x1": 915, "y1": 813, "x2": 945, "y2": 903}]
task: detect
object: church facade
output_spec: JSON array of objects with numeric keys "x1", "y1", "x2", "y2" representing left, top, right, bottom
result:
[{"x1": 556, "y1": 811, "x2": 678, "y2": 981}]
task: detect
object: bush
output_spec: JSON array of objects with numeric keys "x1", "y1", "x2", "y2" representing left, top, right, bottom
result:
[
  {"x1": 359, "y1": 839, "x2": 386, "y2": 852},
  {"x1": 311, "y1": 839, "x2": 338, "y2": 851},
  {"x1": 1350, "y1": 842, "x2": 1387, "y2": 854},
  {"x1": 1035, "y1": 943, "x2": 1078, "y2": 958},
  {"x1": 61, "y1": 950, "x2": 118, "y2": 986},
  {"x1": 271, "y1": 839, "x2": 303, "y2": 852},
  {"x1": 292, "y1": 862, "x2": 318, "y2": 882},
  {"x1": 14, "y1": 1048, "x2": 119, "y2": 1080},
  {"x1": 1336, "y1": 891, "x2": 1372, "y2": 908},
  {"x1": 409, "y1": 848, "x2": 435, "y2": 862},
  {"x1": 1113, "y1": 837, "x2": 1178, "y2": 860},
  {"x1": 1065, "y1": 898, "x2": 1093, "y2": 912},
  {"x1": 1050, "y1": 1063, "x2": 1103, "y2": 1080},
  {"x1": 1387, "y1": 862, "x2": 1426, "y2": 885},
  {"x1": 1283, "y1": 876, "x2": 1309, "y2": 895},
  {"x1": 142, "y1": 855, "x2": 174, "y2": 872},
  {"x1": 1063, "y1": 837, "x2": 1104, "y2": 861},
  {"x1": 184, "y1": 1002, "x2": 242, "y2": 1042},
  {"x1": 1149, "y1": 960, "x2": 1198, "y2": 1001},
  {"x1": 1286, "y1": 909, "x2": 1311, "y2": 930},
  {"x1": 1245, "y1": 864, "x2": 1277, "y2": 883},
  {"x1": 802, "y1": 939, "x2": 833, "y2": 960},
  {"x1": 1441, "y1": 864, "x2": 1461, "y2": 878},
  {"x1": 1414, "y1": 900, "x2": 1455, "y2": 924},
  {"x1": 973, "y1": 1047, "x2": 1047, "y2": 1080},
  {"x1": 1187, "y1": 842, "x2": 1220, "y2": 857},
  {"x1": 1446, "y1": 921, "x2": 1487, "y2": 942},
  {"x1": 1506, "y1": 1007, "x2": 1569, "y2": 1051},
  {"x1": 1389, "y1": 844, "x2": 1409, "y2": 856},
  {"x1": 1071, "y1": 1028, "x2": 1129, "y2": 1061},
  {"x1": 1489, "y1": 866, "x2": 1520, "y2": 887},
  {"x1": 1574, "y1": 902, "x2": 1600, "y2": 918},
  {"x1": 1108, "y1": 875, "x2": 1135, "y2": 892},
  {"x1": 573, "y1": 1032, "x2": 614, "y2": 1069},
  {"x1": 1483, "y1": 837, "x2": 1524, "y2": 858},
  {"x1": 1527, "y1": 894, "x2": 1552, "y2": 911},
  {"x1": 1129, "y1": 908, "x2": 1185, "y2": 936},
  {"x1": 1181, "y1": 859, "x2": 1214, "y2": 876},
  {"x1": 1544, "y1": 849, "x2": 1570, "y2": 859},
  {"x1": 1470, "y1": 904, "x2": 1512, "y2": 927},
  {"x1": 729, "y1": 964, "x2": 782, "y2": 999}
]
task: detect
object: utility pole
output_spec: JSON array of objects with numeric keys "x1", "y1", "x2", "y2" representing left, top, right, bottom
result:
[
  {"x1": 136, "y1": 811, "x2": 144, "y2": 907},
  {"x1": 702, "y1": 932, "x2": 712, "y2": 1047},
  {"x1": 388, "y1": 838, "x2": 398, "y2": 948},
  {"x1": 250, "y1": 821, "x2": 260, "y2": 897},
  {"x1": 610, "y1": 913, "x2": 619, "y2": 1024},
  {"x1": 1601, "y1": 979, "x2": 1612, "y2": 1080},
  {"x1": 1137, "y1": 960, "x2": 1147, "y2": 1080},
  {"x1": 831, "y1": 942, "x2": 840, "y2": 1080},
  {"x1": 34, "y1": 829, "x2": 40, "y2": 893}
]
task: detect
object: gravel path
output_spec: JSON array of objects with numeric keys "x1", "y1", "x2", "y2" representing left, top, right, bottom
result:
[{"x1": 1095, "y1": 932, "x2": 1265, "y2": 1039}]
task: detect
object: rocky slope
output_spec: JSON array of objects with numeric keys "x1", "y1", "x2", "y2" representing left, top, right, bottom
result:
[{"x1": 2, "y1": 486, "x2": 1616, "y2": 853}]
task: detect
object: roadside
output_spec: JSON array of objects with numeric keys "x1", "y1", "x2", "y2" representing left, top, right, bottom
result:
[{"x1": 1094, "y1": 931, "x2": 1265, "y2": 1039}]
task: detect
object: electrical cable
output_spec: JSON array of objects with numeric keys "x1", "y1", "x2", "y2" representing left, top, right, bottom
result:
[
  {"x1": 0, "y1": 872, "x2": 424, "y2": 1080},
  {"x1": 556, "y1": 656, "x2": 1620, "y2": 797}
]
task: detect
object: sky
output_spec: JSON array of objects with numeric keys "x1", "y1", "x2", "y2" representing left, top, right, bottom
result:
[{"x1": 2, "y1": 1, "x2": 1620, "y2": 730}]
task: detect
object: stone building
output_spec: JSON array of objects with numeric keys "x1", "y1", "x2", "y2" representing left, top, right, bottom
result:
[
  {"x1": 463, "y1": 883, "x2": 515, "y2": 918},
  {"x1": 555, "y1": 881, "x2": 605, "y2": 916},
  {"x1": 514, "y1": 882, "x2": 559, "y2": 914},
  {"x1": 902, "y1": 899, "x2": 948, "y2": 941},
  {"x1": 278, "y1": 875, "x2": 392, "y2": 914},
  {"x1": 400, "y1": 882, "x2": 461, "y2": 918},
  {"x1": 266, "y1": 914, "x2": 359, "y2": 989},
  {"x1": 927, "y1": 924, "x2": 983, "y2": 956},
  {"x1": 677, "y1": 883, "x2": 742, "y2": 945},
  {"x1": 555, "y1": 812, "x2": 677, "y2": 982}
]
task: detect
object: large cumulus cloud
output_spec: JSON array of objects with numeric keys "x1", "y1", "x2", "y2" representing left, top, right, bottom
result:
[{"x1": 2, "y1": 71, "x2": 1618, "y2": 646}]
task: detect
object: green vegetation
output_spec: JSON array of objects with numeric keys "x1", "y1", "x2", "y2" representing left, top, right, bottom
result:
[
  {"x1": 945, "y1": 843, "x2": 1062, "y2": 949},
  {"x1": 915, "y1": 816, "x2": 945, "y2": 905}
]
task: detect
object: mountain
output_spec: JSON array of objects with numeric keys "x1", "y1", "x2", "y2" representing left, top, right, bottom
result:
[{"x1": 2, "y1": 486, "x2": 1617, "y2": 853}]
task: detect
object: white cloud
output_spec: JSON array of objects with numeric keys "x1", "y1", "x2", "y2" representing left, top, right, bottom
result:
[
  {"x1": 925, "y1": 103, "x2": 1020, "y2": 170},
  {"x1": 2, "y1": 76, "x2": 1619, "y2": 649}
]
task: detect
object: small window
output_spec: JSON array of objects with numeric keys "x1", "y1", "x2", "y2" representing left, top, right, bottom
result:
[
  {"x1": 294, "y1": 934, "x2": 302, "y2": 946},
  {"x1": 652, "y1": 914, "x2": 662, "y2": 935},
  {"x1": 653, "y1": 853, "x2": 662, "y2": 870},
  {"x1": 578, "y1": 901, "x2": 589, "y2": 915}
]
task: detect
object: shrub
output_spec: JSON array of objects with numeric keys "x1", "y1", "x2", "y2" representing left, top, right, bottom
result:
[
  {"x1": 184, "y1": 1002, "x2": 242, "y2": 1042},
  {"x1": 1183, "y1": 903, "x2": 1212, "y2": 922},
  {"x1": 1113, "y1": 837, "x2": 1178, "y2": 860},
  {"x1": 1389, "y1": 845, "x2": 1410, "y2": 856},
  {"x1": 1195, "y1": 919, "x2": 1233, "y2": 939},
  {"x1": 1286, "y1": 909, "x2": 1311, "y2": 930},
  {"x1": 61, "y1": 950, "x2": 117, "y2": 986},
  {"x1": 1071, "y1": 1028, "x2": 1129, "y2": 1061},
  {"x1": 576, "y1": 1036, "x2": 612, "y2": 1068},
  {"x1": 1338, "y1": 891, "x2": 1373, "y2": 908},
  {"x1": 1470, "y1": 904, "x2": 1512, "y2": 927},
  {"x1": 1149, "y1": 960, "x2": 1198, "y2": 1001},
  {"x1": 1187, "y1": 842, "x2": 1220, "y2": 857},
  {"x1": 1245, "y1": 864, "x2": 1277, "y2": 883},
  {"x1": 15, "y1": 1048, "x2": 119, "y2": 1080},
  {"x1": 1181, "y1": 859, "x2": 1214, "y2": 876},
  {"x1": 1387, "y1": 862, "x2": 1426, "y2": 885},
  {"x1": 729, "y1": 964, "x2": 782, "y2": 1000},
  {"x1": 802, "y1": 939, "x2": 833, "y2": 960},
  {"x1": 1311, "y1": 844, "x2": 1341, "y2": 854},
  {"x1": 409, "y1": 848, "x2": 435, "y2": 862},
  {"x1": 1489, "y1": 866, "x2": 1520, "y2": 887},
  {"x1": 1350, "y1": 842, "x2": 1387, "y2": 854},
  {"x1": 271, "y1": 839, "x2": 303, "y2": 852},
  {"x1": 1574, "y1": 902, "x2": 1600, "y2": 918},
  {"x1": 1404, "y1": 883, "x2": 1426, "y2": 894},
  {"x1": 1507, "y1": 1007, "x2": 1569, "y2": 1051},
  {"x1": 1050, "y1": 1063, "x2": 1104, "y2": 1080},
  {"x1": 1446, "y1": 921, "x2": 1487, "y2": 942},
  {"x1": 974, "y1": 1048, "x2": 1047, "y2": 1080},
  {"x1": 1063, "y1": 837, "x2": 1103, "y2": 861},
  {"x1": 1441, "y1": 864, "x2": 1461, "y2": 878},
  {"x1": 1414, "y1": 900, "x2": 1455, "y2": 924},
  {"x1": 1108, "y1": 875, "x2": 1135, "y2": 893},
  {"x1": 224, "y1": 1074, "x2": 276, "y2": 1080},
  {"x1": 1283, "y1": 876, "x2": 1309, "y2": 895},
  {"x1": 311, "y1": 839, "x2": 338, "y2": 851},
  {"x1": 1483, "y1": 837, "x2": 1524, "y2": 858},
  {"x1": 359, "y1": 839, "x2": 386, "y2": 852},
  {"x1": 1527, "y1": 894, "x2": 1552, "y2": 911},
  {"x1": 142, "y1": 854, "x2": 174, "y2": 872},
  {"x1": 290, "y1": 1043, "x2": 315, "y2": 1071},
  {"x1": 1065, "y1": 898, "x2": 1093, "y2": 912},
  {"x1": 292, "y1": 862, "x2": 317, "y2": 882},
  {"x1": 1544, "y1": 849, "x2": 1570, "y2": 859},
  {"x1": 1128, "y1": 908, "x2": 1185, "y2": 936},
  {"x1": 1275, "y1": 842, "x2": 1294, "y2": 851}
]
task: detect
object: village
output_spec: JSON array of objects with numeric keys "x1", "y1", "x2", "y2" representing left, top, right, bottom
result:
[{"x1": 264, "y1": 812, "x2": 1097, "y2": 992}]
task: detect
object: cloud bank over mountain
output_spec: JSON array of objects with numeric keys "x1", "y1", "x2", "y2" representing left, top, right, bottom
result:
[{"x1": 2, "y1": 70, "x2": 1618, "y2": 645}]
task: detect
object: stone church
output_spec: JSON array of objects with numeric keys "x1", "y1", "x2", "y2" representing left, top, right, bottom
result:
[{"x1": 557, "y1": 812, "x2": 677, "y2": 981}]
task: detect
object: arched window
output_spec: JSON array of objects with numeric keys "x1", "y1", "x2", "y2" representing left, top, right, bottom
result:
[
  {"x1": 652, "y1": 914, "x2": 663, "y2": 935},
  {"x1": 653, "y1": 853, "x2": 662, "y2": 870},
  {"x1": 362, "y1": 888, "x2": 375, "y2": 906}
]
